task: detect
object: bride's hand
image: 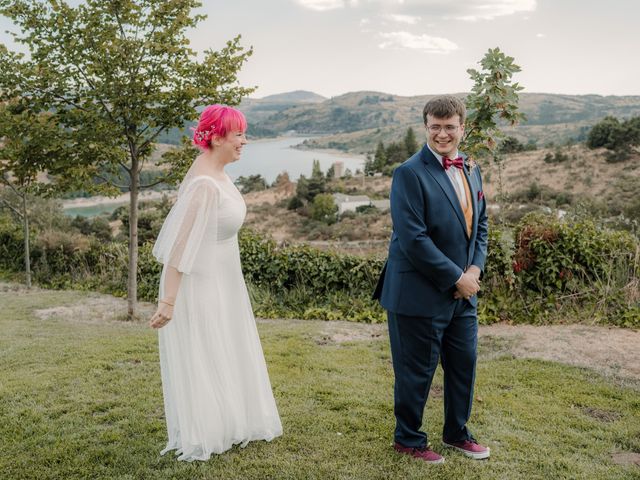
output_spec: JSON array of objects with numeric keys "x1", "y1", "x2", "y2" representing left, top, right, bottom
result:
[{"x1": 149, "y1": 300, "x2": 174, "y2": 329}]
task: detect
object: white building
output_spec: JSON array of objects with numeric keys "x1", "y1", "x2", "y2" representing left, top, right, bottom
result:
[
  {"x1": 333, "y1": 193, "x2": 371, "y2": 214},
  {"x1": 333, "y1": 194, "x2": 391, "y2": 214}
]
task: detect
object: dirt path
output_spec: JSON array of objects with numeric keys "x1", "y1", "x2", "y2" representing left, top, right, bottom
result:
[
  {"x1": 269, "y1": 319, "x2": 640, "y2": 385},
  {"x1": 13, "y1": 281, "x2": 639, "y2": 385},
  {"x1": 479, "y1": 324, "x2": 640, "y2": 383}
]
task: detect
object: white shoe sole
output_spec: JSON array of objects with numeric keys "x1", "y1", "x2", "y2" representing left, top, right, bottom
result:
[{"x1": 442, "y1": 442, "x2": 490, "y2": 460}]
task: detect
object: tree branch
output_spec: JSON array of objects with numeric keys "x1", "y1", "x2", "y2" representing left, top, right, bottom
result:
[
  {"x1": 139, "y1": 126, "x2": 167, "y2": 152},
  {"x1": 139, "y1": 178, "x2": 168, "y2": 189},
  {"x1": 0, "y1": 196, "x2": 24, "y2": 220},
  {"x1": 95, "y1": 173, "x2": 128, "y2": 190}
]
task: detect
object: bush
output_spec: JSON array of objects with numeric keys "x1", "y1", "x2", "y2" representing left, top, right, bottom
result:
[
  {"x1": 587, "y1": 115, "x2": 640, "y2": 157},
  {"x1": 1, "y1": 209, "x2": 638, "y2": 327},
  {"x1": 543, "y1": 149, "x2": 569, "y2": 164},
  {"x1": 70, "y1": 215, "x2": 113, "y2": 242},
  {"x1": 355, "y1": 204, "x2": 378, "y2": 214},
  {"x1": 310, "y1": 193, "x2": 338, "y2": 224}
]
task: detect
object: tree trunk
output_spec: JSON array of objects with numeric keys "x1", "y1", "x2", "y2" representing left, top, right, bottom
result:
[
  {"x1": 21, "y1": 193, "x2": 31, "y2": 289},
  {"x1": 127, "y1": 157, "x2": 140, "y2": 320}
]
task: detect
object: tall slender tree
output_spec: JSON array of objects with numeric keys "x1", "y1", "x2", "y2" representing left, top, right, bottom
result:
[
  {"x1": 404, "y1": 127, "x2": 418, "y2": 155},
  {"x1": 0, "y1": 0, "x2": 254, "y2": 318},
  {"x1": 462, "y1": 47, "x2": 526, "y2": 200},
  {"x1": 0, "y1": 98, "x2": 70, "y2": 288}
]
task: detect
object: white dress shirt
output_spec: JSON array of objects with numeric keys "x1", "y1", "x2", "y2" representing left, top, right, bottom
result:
[{"x1": 426, "y1": 143, "x2": 467, "y2": 209}]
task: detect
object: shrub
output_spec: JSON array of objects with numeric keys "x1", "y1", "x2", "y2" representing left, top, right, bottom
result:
[
  {"x1": 310, "y1": 193, "x2": 338, "y2": 224},
  {"x1": 70, "y1": 215, "x2": 113, "y2": 242},
  {"x1": 543, "y1": 149, "x2": 569, "y2": 164},
  {"x1": 2, "y1": 209, "x2": 638, "y2": 326}
]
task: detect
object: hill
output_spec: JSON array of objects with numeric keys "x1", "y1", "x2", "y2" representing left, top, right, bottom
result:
[
  {"x1": 257, "y1": 90, "x2": 326, "y2": 103},
  {"x1": 241, "y1": 144, "x2": 639, "y2": 253},
  {"x1": 246, "y1": 91, "x2": 640, "y2": 153}
]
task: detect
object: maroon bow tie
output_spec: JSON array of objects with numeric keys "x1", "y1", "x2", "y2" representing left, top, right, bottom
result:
[{"x1": 443, "y1": 157, "x2": 464, "y2": 170}]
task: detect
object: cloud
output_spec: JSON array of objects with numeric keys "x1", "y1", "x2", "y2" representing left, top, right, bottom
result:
[
  {"x1": 453, "y1": 0, "x2": 537, "y2": 21},
  {"x1": 379, "y1": 31, "x2": 458, "y2": 53},
  {"x1": 536, "y1": 33, "x2": 545, "y2": 38},
  {"x1": 386, "y1": 13, "x2": 421, "y2": 24},
  {"x1": 294, "y1": 0, "x2": 369, "y2": 10},
  {"x1": 294, "y1": 0, "x2": 345, "y2": 11}
]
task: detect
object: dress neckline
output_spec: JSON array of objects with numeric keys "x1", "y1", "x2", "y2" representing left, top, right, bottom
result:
[{"x1": 190, "y1": 173, "x2": 232, "y2": 183}]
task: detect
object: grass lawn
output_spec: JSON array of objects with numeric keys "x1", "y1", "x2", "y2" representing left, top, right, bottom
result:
[{"x1": 0, "y1": 285, "x2": 639, "y2": 480}]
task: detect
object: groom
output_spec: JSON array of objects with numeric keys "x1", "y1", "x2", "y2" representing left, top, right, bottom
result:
[{"x1": 373, "y1": 95, "x2": 489, "y2": 463}]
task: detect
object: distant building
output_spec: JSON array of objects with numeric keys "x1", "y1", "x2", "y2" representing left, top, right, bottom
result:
[
  {"x1": 332, "y1": 161, "x2": 344, "y2": 178},
  {"x1": 371, "y1": 199, "x2": 390, "y2": 211},
  {"x1": 332, "y1": 194, "x2": 390, "y2": 214},
  {"x1": 333, "y1": 193, "x2": 371, "y2": 214}
]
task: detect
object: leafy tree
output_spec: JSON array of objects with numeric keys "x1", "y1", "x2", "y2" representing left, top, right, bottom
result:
[
  {"x1": 311, "y1": 159, "x2": 324, "y2": 179},
  {"x1": 587, "y1": 116, "x2": 623, "y2": 150},
  {"x1": 272, "y1": 171, "x2": 291, "y2": 188},
  {"x1": 364, "y1": 153, "x2": 376, "y2": 176},
  {"x1": 373, "y1": 141, "x2": 387, "y2": 172},
  {"x1": 404, "y1": 127, "x2": 419, "y2": 155},
  {"x1": 306, "y1": 175, "x2": 326, "y2": 201},
  {"x1": 296, "y1": 175, "x2": 310, "y2": 202},
  {"x1": 0, "y1": 96, "x2": 74, "y2": 288},
  {"x1": 463, "y1": 47, "x2": 526, "y2": 200},
  {"x1": 287, "y1": 195, "x2": 303, "y2": 211},
  {"x1": 0, "y1": 0, "x2": 254, "y2": 318},
  {"x1": 385, "y1": 142, "x2": 407, "y2": 166},
  {"x1": 302, "y1": 160, "x2": 327, "y2": 202},
  {"x1": 587, "y1": 115, "x2": 640, "y2": 157},
  {"x1": 499, "y1": 136, "x2": 526, "y2": 153},
  {"x1": 70, "y1": 216, "x2": 113, "y2": 242},
  {"x1": 464, "y1": 48, "x2": 526, "y2": 159},
  {"x1": 235, "y1": 174, "x2": 267, "y2": 194},
  {"x1": 310, "y1": 193, "x2": 337, "y2": 224},
  {"x1": 325, "y1": 164, "x2": 335, "y2": 180}
]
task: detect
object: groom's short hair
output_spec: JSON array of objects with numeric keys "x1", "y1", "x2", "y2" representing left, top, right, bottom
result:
[{"x1": 423, "y1": 95, "x2": 466, "y2": 125}]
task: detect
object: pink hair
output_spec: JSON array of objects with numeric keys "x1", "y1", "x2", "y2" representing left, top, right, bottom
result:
[{"x1": 192, "y1": 104, "x2": 247, "y2": 150}]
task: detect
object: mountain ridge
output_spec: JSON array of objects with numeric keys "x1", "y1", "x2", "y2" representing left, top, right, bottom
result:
[{"x1": 240, "y1": 90, "x2": 640, "y2": 151}]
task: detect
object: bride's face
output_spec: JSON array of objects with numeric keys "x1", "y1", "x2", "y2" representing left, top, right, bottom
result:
[{"x1": 218, "y1": 130, "x2": 247, "y2": 162}]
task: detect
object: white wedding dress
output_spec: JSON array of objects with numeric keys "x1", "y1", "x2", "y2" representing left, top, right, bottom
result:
[{"x1": 152, "y1": 171, "x2": 282, "y2": 461}]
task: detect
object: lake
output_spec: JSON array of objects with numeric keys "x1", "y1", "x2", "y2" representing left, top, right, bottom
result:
[
  {"x1": 226, "y1": 136, "x2": 365, "y2": 183},
  {"x1": 63, "y1": 137, "x2": 365, "y2": 217}
]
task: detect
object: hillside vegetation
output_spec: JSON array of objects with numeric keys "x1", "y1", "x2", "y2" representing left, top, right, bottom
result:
[{"x1": 242, "y1": 91, "x2": 640, "y2": 153}]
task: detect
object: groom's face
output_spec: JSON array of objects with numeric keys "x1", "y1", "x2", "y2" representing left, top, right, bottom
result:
[{"x1": 425, "y1": 114, "x2": 464, "y2": 158}]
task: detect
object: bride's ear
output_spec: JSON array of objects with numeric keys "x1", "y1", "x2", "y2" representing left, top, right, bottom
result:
[{"x1": 210, "y1": 133, "x2": 225, "y2": 147}]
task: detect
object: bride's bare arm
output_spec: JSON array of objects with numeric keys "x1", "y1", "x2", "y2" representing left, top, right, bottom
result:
[{"x1": 149, "y1": 266, "x2": 183, "y2": 329}]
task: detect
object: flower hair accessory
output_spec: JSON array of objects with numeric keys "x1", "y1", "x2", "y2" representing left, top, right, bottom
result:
[{"x1": 194, "y1": 126, "x2": 215, "y2": 144}]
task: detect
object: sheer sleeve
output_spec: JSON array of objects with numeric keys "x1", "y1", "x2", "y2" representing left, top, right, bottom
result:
[{"x1": 152, "y1": 177, "x2": 219, "y2": 274}]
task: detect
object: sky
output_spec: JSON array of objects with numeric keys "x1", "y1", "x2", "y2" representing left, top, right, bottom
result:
[{"x1": 1, "y1": 0, "x2": 639, "y2": 99}]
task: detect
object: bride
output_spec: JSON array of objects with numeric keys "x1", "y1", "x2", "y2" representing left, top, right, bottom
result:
[{"x1": 149, "y1": 104, "x2": 282, "y2": 461}]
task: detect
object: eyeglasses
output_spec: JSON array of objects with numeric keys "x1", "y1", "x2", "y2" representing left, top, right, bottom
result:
[{"x1": 427, "y1": 125, "x2": 460, "y2": 134}]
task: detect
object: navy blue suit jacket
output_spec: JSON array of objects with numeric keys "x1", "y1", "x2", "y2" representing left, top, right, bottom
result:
[{"x1": 373, "y1": 144, "x2": 489, "y2": 317}]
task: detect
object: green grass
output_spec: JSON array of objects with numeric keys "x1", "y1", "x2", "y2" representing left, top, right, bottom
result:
[{"x1": 1, "y1": 287, "x2": 639, "y2": 479}]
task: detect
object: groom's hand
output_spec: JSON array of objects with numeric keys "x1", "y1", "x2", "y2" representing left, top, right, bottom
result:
[
  {"x1": 465, "y1": 265, "x2": 481, "y2": 282},
  {"x1": 455, "y1": 269, "x2": 481, "y2": 299}
]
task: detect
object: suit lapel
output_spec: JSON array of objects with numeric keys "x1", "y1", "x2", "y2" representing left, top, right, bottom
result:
[{"x1": 420, "y1": 146, "x2": 467, "y2": 235}]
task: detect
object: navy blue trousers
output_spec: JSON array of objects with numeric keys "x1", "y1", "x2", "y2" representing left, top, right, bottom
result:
[{"x1": 387, "y1": 300, "x2": 478, "y2": 448}]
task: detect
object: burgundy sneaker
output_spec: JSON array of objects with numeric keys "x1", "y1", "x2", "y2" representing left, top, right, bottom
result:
[
  {"x1": 442, "y1": 439, "x2": 490, "y2": 459},
  {"x1": 394, "y1": 442, "x2": 445, "y2": 464}
]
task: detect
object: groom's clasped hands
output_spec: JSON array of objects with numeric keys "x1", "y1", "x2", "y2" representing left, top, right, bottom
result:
[{"x1": 453, "y1": 265, "x2": 481, "y2": 300}]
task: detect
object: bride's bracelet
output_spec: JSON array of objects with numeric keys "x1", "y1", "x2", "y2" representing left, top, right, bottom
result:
[{"x1": 159, "y1": 299, "x2": 175, "y2": 307}]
